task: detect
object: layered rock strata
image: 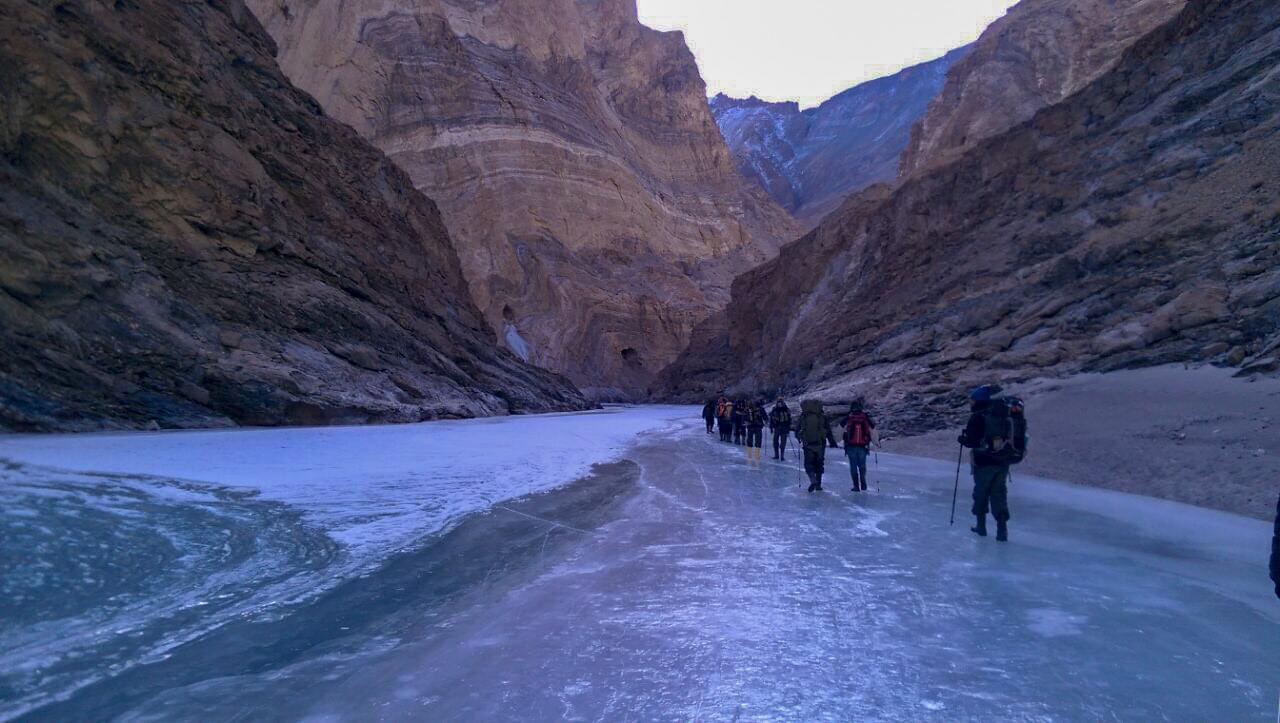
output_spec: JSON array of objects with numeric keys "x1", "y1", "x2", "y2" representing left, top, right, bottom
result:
[
  {"x1": 0, "y1": 0, "x2": 589, "y2": 431},
  {"x1": 661, "y1": 0, "x2": 1280, "y2": 437},
  {"x1": 247, "y1": 0, "x2": 799, "y2": 399},
  {"x1": 899, "y1": 0, "x2": 1186, "y2": 178}
]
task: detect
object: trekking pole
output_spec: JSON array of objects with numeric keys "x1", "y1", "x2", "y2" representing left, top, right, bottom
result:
[
  {"x1": 950, "y1": 444, "x2": 963, "y2": 526},
  {"x1": 795, "y1": 442, "x2": 802, "y2": 489}
]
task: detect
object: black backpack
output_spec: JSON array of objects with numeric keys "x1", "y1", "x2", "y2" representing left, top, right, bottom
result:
[{"x1": 981, "y1": 397, "x2": 1028, "y2": 464}]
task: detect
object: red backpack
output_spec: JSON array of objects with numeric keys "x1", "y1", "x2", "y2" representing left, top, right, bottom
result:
[{"x1": 844, "y1": 412, "x2": 872, "y2": 447}]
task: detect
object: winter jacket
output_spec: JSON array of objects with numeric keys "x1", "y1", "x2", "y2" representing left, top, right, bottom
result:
[
  {"x1": 719, "y1": 401, "x2": 734, "y2": 420},
  {"x1": 702, "y1": 400, "x2": 716, "y2": 421},
  {"x1": 769, "y1": 403, "x2": 792, "y2": 432},
  {"x1": 745, "y1": 404, "x2": 766, "y2": 429},
  {"x1": 841, "y1": 411, "x2": 876, "y2": 448},
  {"x1": 1271, "y1": 492, "x2": 1279, "y2": 596},
  {"x1": 795, "y1": 400, "x2": 837, "y2": 448},
  {"x1": 959, "y1": 400, "x2": 1005, "y2": 467}
]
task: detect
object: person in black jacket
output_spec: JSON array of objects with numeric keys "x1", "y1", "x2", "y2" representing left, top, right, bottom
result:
[
  {"x1": 959, "y1": 385, "x2": 1011, "y2": 541},
  {"x1": 745, "y1": 400, "x2": 767, "y2": 465},
  {"x1": 769, "y1": 398, "x2": 793, "y2": 461},
  {"x1": 702, "y1": 398, "x2": 717, "y2": 434},
  {"x1": 732, "y1": 399, "x2": 747, "y2": 445},
  {"x1": 1272, "y1": 492, "x2": 1279, "y2": 600}
]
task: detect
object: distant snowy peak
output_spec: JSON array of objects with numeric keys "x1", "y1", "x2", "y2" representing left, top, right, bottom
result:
[
  {"x1": 712, "y1": 47, "x2": 967, "y2": 226},
  {"x1": 709, "y1": 94, "x2": 811, "y2": 212}
]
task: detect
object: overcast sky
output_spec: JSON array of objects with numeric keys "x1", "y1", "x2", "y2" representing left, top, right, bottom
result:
[{"x1": 636, "y1": 0, "x2": 1020, "y2": 109}]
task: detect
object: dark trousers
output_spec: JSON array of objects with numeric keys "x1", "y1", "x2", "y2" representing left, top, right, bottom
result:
[
  {"x1": 733, "y1": 425, "x2": 745, "y2": 445},
  {"x1": 972, "y1": 464, "x2": 1011, "y2": 522},
  {"x1": 772, "y1": 430, "x2": 789, "y2": 458},
  {"x1": 846, "y1": 446, "x2": 869, "y2": 490},
  {"x1": 746, "y1": 427, "x2": 763, "y2": 448},
  {"x1": 705, "y1": 418, "x2": 715, "y2": 434},
  {"x1": 803, "y1": 444, "x2": 826, "y2": 478},
  {"x1": 717, "y1": 418, "x2": 731, "y2": 442}
]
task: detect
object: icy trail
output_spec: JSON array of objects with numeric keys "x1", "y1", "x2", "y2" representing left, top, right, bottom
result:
[{"x1": 1, "y1": 407, "x2": 1276, "y2": 720}]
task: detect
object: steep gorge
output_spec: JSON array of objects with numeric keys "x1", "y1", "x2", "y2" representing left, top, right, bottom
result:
[
  {"x1": 660, "y1": 0, "x2": 1280, "y2": 434},
  {"x1": 247, "y1": 0, "x2": 799, "y2": 400},
  {"x1": 0, "y1": 0, "x2": 588, "y2": 431}
]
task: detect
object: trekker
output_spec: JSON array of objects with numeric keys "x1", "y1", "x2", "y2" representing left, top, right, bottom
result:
[
  {"x1": 769, "y1": 398, "x2": 792, "y2": 460},
  {"x1": 717, "y1": 397, "x2": 733, "y2": 442},
  {"x1": 702, "y1": 398, "x2": 717, "y2": 434},
  {"x1": 1271, "y1": 491, "x2": 1279, "y2": 600},
  {"x1": 795, "y1": 399, "x2": 837, "y2": 493},
  {"x1": 958, "y1": 385, "x2": 1027, "y2": 542},
  {"x1": 745, "y1": 399, "x2": 766, "y2": 464},
  {"x1": 841, "y1": 399, "x2": 875, "y2": 492},
  {"x1": 732, "y1": 399, "x2": 747, "y2": 445}
]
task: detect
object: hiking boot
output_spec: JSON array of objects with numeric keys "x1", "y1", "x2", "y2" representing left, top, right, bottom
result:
[
  {"x1": 996, "y1": 521, "x2": 1008, "y2": 542},
  {"x1": 971, "y1": 515, "x2": 988, "y2": 537}
]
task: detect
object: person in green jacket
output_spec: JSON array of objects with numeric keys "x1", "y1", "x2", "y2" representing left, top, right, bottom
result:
[{"x1": 794, "y1": 399, "x2": 837, "y2": 493}]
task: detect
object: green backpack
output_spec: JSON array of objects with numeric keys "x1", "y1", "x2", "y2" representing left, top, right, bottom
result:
[{"x1": 797, "y1": 400, "x2": 827, "y2": 444}]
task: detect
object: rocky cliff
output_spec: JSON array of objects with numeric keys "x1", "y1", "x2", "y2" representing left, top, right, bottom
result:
[
  {"x1": 898, "y1": 0, "x2": 1186, "y2": 179},
  {"x1": 712, "y1": 48, "x2": 965, "y2": 227},
  {"x1": 0, "y1": 0, "x2": 589, "y2": 432},
  {"x1": 246, "y1": 0, "x2": 799, "y2": 400},
  {"x1": 661, "y1": 0, "x2": 1280, "y2": 434}
]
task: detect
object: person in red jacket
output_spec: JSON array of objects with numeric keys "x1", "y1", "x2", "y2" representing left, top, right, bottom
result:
[{"x1": 841, "y1": 399, "x2": 875, "y2": 492}]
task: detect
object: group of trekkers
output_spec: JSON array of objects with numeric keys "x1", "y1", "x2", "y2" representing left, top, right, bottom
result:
[
  {"x1": 700, "y1": 396, "x2": 879, "y2": 492},
  {"x1": 700, "y1": 384, "x2": 1026, "y2": 542}
]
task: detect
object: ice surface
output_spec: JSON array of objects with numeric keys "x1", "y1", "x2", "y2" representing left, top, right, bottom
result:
[
  {"x1": 0, "y1": 408, "x2": 674, "y2": 558},
  {"x1": 0, "y1": 407, "x2": 674, "y2": 718},
  {"x1": 2, "y1": 407, "x2": 1276, "y2": 720}
]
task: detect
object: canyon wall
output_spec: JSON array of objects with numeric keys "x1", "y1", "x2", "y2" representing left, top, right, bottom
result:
[
  {"x1": 0, "y1": 0, "x2": 588, "y2": 432},
  {"x1": 713, "y1": 48, "x2": 965, "y2": 227},
  {"x1": 899, "y1": 0, "x2": 1185, "y2": 178},
  {"x1": 247, "y1": 0, "x2": 799, "y2": 399},
  {"x1": 660, "y1": 0, "x2": 1280, "y2": 434}
]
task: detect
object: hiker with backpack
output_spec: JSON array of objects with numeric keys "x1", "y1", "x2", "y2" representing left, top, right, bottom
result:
[
  {"x1": 702, "y1": 398, "x2": 717, "y2": 435},
  {"x1": 958, "y1": 384, "x2": 1028, "y2": 542},
  {"x1": 841, "y1": 399, "x2": 876, "y2": 492},
  {"x1": 744, "y1": 399, "x2": 767, "y2": 464},
  {"x1": 795, "y1": 399, "x2": 838, "y2": 493},
  {"x1": 732, "y1": 399, "x2": 747, "y2": 445},
  {"x1": 717, "y1": 397, "x2": 733, "y2": 443},
  {"x1": 769, "y1": 398, "x2": 793, "y2": 461}
]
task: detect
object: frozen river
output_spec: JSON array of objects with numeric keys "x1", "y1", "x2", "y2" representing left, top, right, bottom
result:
[{"x1": 1, "y1": 406, "x2": 1276, "y2": 720}]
